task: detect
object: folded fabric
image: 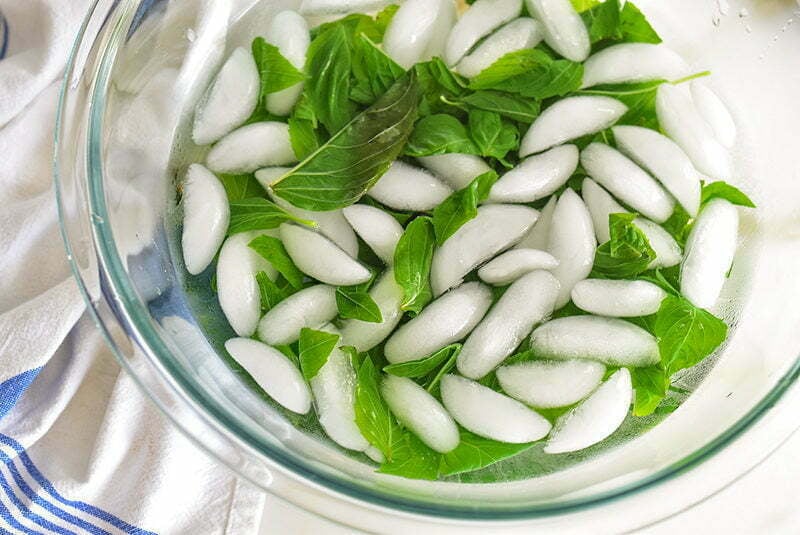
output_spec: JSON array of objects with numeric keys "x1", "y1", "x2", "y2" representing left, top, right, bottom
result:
[{"x1": 0, "y1": 0, "x2": 265, "y2": 533}]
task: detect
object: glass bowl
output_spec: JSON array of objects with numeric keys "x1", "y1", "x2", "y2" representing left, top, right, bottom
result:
[{"x1": 55, "y1": 0, "x2": 800, "y2": 531}]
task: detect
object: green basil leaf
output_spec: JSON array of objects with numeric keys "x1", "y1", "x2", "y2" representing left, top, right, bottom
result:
[
  {"x1": 256, "y1": 271, "x2": 296, "y2": 311},
  {"x1": 252, "y1": 37, "x2": 306, "y2": 109},
  {"x1": 499, "y1": 60, "x2": 584, "y2": 100},
  {"x1": 350, "y1": 34, "x2": 405, "y2": 106},
  {"x1": 271, "y1": 71, "x2": 420, "y2": 211},
  {"x1": 701, "y1": 181, "x2": 756, "y2": 208},
  {"x1": 305, "y1": 24, "x2": 357, "y2": 133},
  {"x1": 383, "y1": 344, "x2": 461, "y2": 378},
  {"x1": 354, "y1": 355, "x2": 399, "y2": 458},
  {"x1": 619, "y1": 2, "x2": 662, "y2": 44},
  {"x1": 502, "y1": 349, "x2": 538, "y2": 367},
  {"x1": 288, "y1": 116, "x2": 321, "y2": 160},
  {"x1": 298, "y1": 327, "x2": 340, "y2": 381},
  {"x1": 580, "y1": 80, "x2": 664, "y2": 129},
  {"x1": 248, "y1": 235, "x2": 305, "y2": 288},
  {"x1": 393, "y1": 217, "x2": 436, "y2": 314},
  {"x1": 590, "y1": 213, "x2": 656, "y2": 278},
  {"x1": 469, "y1": 49, "x2": 553, "y2": 89},
  {"x1": 581, "y1": 0, "x2": 622, "y2": 43},
  {"x1": 424, "y1": 348, "x2": 459, "y2": 395},
  {"x1": 469, "y1": 49, "x2": 583, "y2": 99},
  {"x1": 660, "y1": 204, "x2": 692, "y2": 247},
  {"x1": 228, "y1": 198, "x2": 315, "y2": 234},
  {"x1": 581, "y1": 0, "x2": 661, "y2": 46},
  {"x1": 378, "y1": 432, "x2": 441, "y2": 480},
  {"x1": 638, "y1": 267, "x2": 681, "y2": 296},
  {"x1": 405, "y1": 114, "x2": 480, "y2": 157},
  {"x1": 336, "y1": 285, "x2": 383, "y2": 323},
  {"x1": 216, "y1": 173, "x2": 265, "y2": 202},
  {"x1": 275, "y1": 344, "x2": 300, "y2": 366},
  {"x1": 468, "y1": 110, "x2": 519, "y2": 161},
  {"x1": 432, "y1": 171, "x2": 499, "y2": 245},
  {"x1": 461, "y1": 91, "x2": 540, "y2": 123},
  {"x1": 571, "y1": 0, "x2": 602, "y2": 11},
  {"x1": 630, "y1": 365, "x2": 669, "y2": 416},
  {"x1": 374, "y1": 4, "x2": 400, "y2": 38},
  {"x1": 439, "y1": 430, "x2": 536, "y2": 476},
  {"x1": 414, "y1": 58, "x2": 469, "y2": 116},
  {"x1": 653, "y1": 295, "x2": 728, "y2": 377},
  {"x1": 311, "y1": 12, "x2": 383, "y2": 42}
]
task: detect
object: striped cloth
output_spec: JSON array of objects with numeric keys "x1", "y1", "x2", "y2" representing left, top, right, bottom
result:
[{"x1": 0, "y1": 1, "x2": 265, "y2": 533}]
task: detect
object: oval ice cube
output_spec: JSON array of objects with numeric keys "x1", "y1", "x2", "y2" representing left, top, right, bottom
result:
[
  {"x1": 544, "y1": 368, "x2": 632, "y2": 454},
  {"x1": 280, "y1": 223, "x2": 371, "y2": 286},
  {"x1": 571, "y1": 279, "x2": 667, "y2": 318},
  {"x1": 384, "y1": 282, "x2": 493, "y2": 363},
  {"x1": 181, "y1": 164, "x2": 229, "y2": 275},
  {"x1": 548, "y1": 189, "x2": 596, "y2": 308},
  {"x1": 530, "y1": 316, "x2": 660, "y2": 367},
  {"x1": 487, "y1": 145, "x2": 579, "y2": 203},
  {"x1": 381, "y1": 375, "x2": 460, "y2": 453},
  {"x1": 257, "y1": 285, "x2": 338, "y2": 345},
  {"x1": 206, "y1": 122, "x2": 297, "y2": 174},
  {"x1": 441, "y1": 375, "x2": 551, "y2": 443},
  {"x1": 497, "y1": 359, "x2": 606, "y2": 409},
  {"x1": 477, "y1": 248, "x2": 559, "y2": 286}
]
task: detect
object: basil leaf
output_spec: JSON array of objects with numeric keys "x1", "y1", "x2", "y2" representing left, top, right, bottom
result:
[
  {"x1": 469, "y1": 49, "x2": 583, "y2": 100},
  {"x1": 251, "y1": 37, "x2": 306, "y2": 109},
  {"x1": 298, "y1": 327, "x2": 340, "y2": 381},
  {"x1": 248, "y1": 235, "x2": 305, "y2": 288},
  {"x1": 461, "y1": 91, "x2": 540, "y2": 123},
  {"x1": 216, "y1": 173, "x2": 265, "y2": 202},
  {"x1": 469, "y1": 49, "x2": 553, "y2": 90},
  {"x1": 336, "y1": 284, "x2": 383, "y2": 323},
  {"x1": 502, "y1": 349, "x2": 538, "y2": 367},
  {"x1": 288, "y1": 116, "x2": 321, "y2": 160},
  {"x1": 378, "y1": 432, "x2": 441, "y2": 480},
  {"x1": 500, "y1": 60, "x2": 584, "y2": 100},
  {"x1": 661, "y1": 204, "x2": 692, "y2": 247},
  {"x1": 619, "y1": 2, "x2": 662, "y2": 44},
  {"x1": 581, "y1": 0, "x2": 661, "y2": 46},
  {"x1": 383, "y1": 344, "x2": 461, "y2": 378},
  {"x1": 653, "y1": 295, "x2": 728, "y2": 377},
  {"x1": 271, "y1": 72, "x2": 420, "y2": 211},
  {"x1": 394, "y1": 217, "x2": 436, "y2": 314},
  {"x1": 591, "y1": 213, "x2": 656, "y2": 278},
  {"x1": 638, "y1": 267, "x2": 681, "y2": 296},
  {"x1": 630, "y1": 365, "x2": 669, "y2": 416},
  {"x1": 468, "y1": 110, "x2": 519, "y2": 161},
  {"x1": 256, "y1": 271, "x2": 296, "y2": 311},
  {"x1": 354, "y1": 355, "x2": 398, "y2": 458},
  {"x1": 228, "y1": 198, "x2": 315, "y2": 234},
  {"x1": 306, "y1": 24, "x2": 357, "y2": 133},
  {"x1": 432, "y1": 171, "x2": 499, "y2": 245},
  {"x1": 701, "y1": 181, "x2": 756, "y2": 208},
  {"x1": 424, "y1": 348, "x2": 459, "y2": 395},
  {"x1": 350, "y1": 34, "x2": 405, "y2": 106},
  {"x1": 439, "y1": 430, "x2": 536, "y2": 476},
  {"x1": 374, "y1": 4, "x2": 400, "y2": 38},
  {"x1": 405, "y1": 114, "x2": 480, "y2": 157},
  {"x1": 580, "y1": 81, "x2": 664, "y2": 129},
  {"x1": 571, "y1": 0, "x2": 602, "y2": 11},
  {"x1": 414, "y1": 58, "x2": 470, "y2": 116},
  {"x1": 311, "y1": 12, "x2": 383, "y2": 42},
  {"x1": 581, "y1": 0, "x2": 622, "y2": 43},
  {"x1": 276, "y1": 344, "x2": 300, "y2": 366}
]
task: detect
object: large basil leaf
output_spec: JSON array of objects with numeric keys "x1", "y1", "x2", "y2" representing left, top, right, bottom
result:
[
  {"x1": 701, "y1": 181, "x2": 756, "y2": 208},
  {"x1": 270, "y1": 72, "x2": 420, "y2": 211},
  {"x1": 298, "y1": 328, "x2": 340, "y2": 381},
  {"x1": 591, "y1": 213, "x2": 656, "y2": 278},
  {"x1": 468, "y1": 110, "x2": 519, "y2": 161},
  {"x1": 227, "y1": 198, "x2": 315, "y2": 234},
  {"x1": 461, "y1": 91, "x2": 540, "y2": 124},
  {"x1": 439, "y1": 430, "x2": 536, "y2": 476},
  {"x1": 350, "y1": 34, "x2": 405, "y2": 106},
  {"x1": 432, "y1": 171, "x2": 498, "y2": 245}
]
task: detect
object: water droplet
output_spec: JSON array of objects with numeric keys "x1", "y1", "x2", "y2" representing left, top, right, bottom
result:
[{"x1": 186, "y1": 28, "x2": 196, "y2": 42}]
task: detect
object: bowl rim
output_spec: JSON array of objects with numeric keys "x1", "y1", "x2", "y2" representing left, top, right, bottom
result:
[{"x1": 54, "y1": 0, "x2": 800, "y2": 523}]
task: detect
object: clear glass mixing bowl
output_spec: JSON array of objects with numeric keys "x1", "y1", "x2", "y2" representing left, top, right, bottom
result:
[{"x1": 55, "y1": 0, "x2": 800, "y2": 531}]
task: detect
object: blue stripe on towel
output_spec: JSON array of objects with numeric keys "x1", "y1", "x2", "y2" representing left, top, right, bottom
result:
[
  {"x1": 0, "y1": 447, "x2": 108, "y2": 535},
  {"x1": 0, "y1": 495, "x2": 42, "y2": 534},
  {"x1": 0, "y1": 466, "x2": 76, "y2": 535},
  {"x1": 0, "y1": 434, "x2": 156, "y2": 535},
  {"x1": 0, "y1": 369, "x2": 42, "y2": 419}
]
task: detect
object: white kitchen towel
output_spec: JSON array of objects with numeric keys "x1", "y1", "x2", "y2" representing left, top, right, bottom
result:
[{"x1": 0, "y1": 1, "x2": 265, "y2": 533}]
